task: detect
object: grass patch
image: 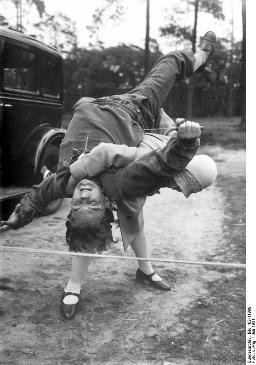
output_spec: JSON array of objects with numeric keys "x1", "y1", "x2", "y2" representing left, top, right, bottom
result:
[{"x1": 198, "y1": 116, "x2": 245, "y2": 149}]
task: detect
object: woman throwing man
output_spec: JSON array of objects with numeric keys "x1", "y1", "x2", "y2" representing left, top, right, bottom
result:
[{"x1": 1, "y1": 32, "x2": 217, "y2": 319}]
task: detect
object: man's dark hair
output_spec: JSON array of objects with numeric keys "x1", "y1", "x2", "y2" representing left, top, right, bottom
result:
[{"x1": 65, "y1": 207, "x2": 115, "y2": 252}]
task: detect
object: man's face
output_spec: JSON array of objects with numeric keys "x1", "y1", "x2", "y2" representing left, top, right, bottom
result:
[{"x1": 71, "y1": 179, "x2": 107, "y2": 226}]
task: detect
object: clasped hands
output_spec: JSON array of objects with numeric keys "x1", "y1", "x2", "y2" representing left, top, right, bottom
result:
[{"x1": 176, "y1": 118, "x2": 202, "y2": 139}]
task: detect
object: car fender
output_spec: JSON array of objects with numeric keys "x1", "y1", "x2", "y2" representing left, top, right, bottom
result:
[{"x1": 34, "y1": 128, "x2": 66, "y2": 174}]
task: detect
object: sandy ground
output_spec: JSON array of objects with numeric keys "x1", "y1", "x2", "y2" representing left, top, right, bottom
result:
[{"x1": 0, "y1": 146, "x2": 246, "y2": 365}]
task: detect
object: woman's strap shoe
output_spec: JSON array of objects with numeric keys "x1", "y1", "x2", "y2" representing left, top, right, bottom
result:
[
  {"x1": 60, "y1": 291, "x2": 80, "y2": 320},
  {"x1": 136, "y1": 269, "x2": 171, "y2": 291}
]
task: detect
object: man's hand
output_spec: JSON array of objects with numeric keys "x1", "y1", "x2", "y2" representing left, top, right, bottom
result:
[
  {"x1": 0, "y1": 204, "x2": 35, "y2": 232},
  {"x1": 176, "y1": 118, "x2": 201, "y2": 140}
]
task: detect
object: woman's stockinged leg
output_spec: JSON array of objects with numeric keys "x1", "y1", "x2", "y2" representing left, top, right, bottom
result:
[
  {"x1": 130, "y1": 227, "x2": 170, "y2": 288},
  {"x1": 130, "y1": 228, "x2": 154, "y2": 275},
  {"x1": 64, "y1": 256, "x2": 93, "y2": 300},
  {"x1": 61, "y1": 256, "x2": 93, "y2": 317},
  {"x1": 70, "y1": 256, "x2": 92, "y2": 284}
]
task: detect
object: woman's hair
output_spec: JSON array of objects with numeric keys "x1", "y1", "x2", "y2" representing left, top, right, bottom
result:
[{"x1": 65, "y1": 207, "x2": 115, "y2": 252}]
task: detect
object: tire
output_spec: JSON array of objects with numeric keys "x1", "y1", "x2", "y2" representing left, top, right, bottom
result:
[{"x1": 37, "y1": 144, "x2": 63, "y2": 216}]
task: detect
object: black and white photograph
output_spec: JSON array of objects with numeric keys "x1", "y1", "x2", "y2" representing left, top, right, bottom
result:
[{"x1": 0, "y1": 0, "x2": 247, "y2": 364}]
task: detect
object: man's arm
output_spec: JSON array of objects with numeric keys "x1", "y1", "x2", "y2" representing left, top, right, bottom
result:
[
  {"x1": 69, "y1": 142, "x2": 137, "y2": 182},
  {"x1": 0, "y1": 144, "x2": 137, "y2": 230},
  {"x1": 100, "y1": 120, "x2": 201, "y2": 201},
  {"x1": 0, "y1": 168, "x2": 70, "y2": 230}
]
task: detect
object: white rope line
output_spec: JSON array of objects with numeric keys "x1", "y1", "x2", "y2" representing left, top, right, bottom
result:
[
  {"x1": 142, "y1": 126, "x2": 204, "y2": 132},
  {"x1": 0, "y1": 245, "x2": 246, "y2": 269},
  {"x1": 143, "y1": 127, "x2": 178, "y2": 132}
]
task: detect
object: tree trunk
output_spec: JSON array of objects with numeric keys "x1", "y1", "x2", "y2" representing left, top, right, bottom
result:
[
  {"x1": 227, "y1": 0, "x2": 234, "y2": 117},
  {"x1": 144, "y1": 0, "x2": 150, "y2": 76},
  {"x1": 15, "y1": 0, "x2": 22, "y2": 31},
  {"x1": 240, "y1": 0, "x2": 246, "y2": 129},
  {"x1": 192, "y1": 0, "x2": 199, "y2": 53},
  {"x1": 186, "y1": 0, "x2": 199, "y2": 119}
]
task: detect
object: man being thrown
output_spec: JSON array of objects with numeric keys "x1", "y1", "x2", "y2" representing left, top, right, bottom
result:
[{"x1": 1, "y1": 32, "x2": 217, "y2": 319}]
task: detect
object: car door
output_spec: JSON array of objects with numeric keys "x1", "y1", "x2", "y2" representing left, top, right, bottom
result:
[
  {"x1": 0, "y1": 39, "x2": 62, "y2": 185},
  {"x1": 0, "y1": 39, "x2": 40, "y2": 184}
]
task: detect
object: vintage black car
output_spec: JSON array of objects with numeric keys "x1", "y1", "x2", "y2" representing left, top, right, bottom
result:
[{"x1": 0, "y1": 28, "x2": 66, "y2": 218}]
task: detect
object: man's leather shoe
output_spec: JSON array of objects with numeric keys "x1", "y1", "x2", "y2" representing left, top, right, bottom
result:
[
  {"x1": 199, "y1": 31, "x2": 216, "y2": 57},
  {"x1": 60, "y1": 291, "x2": 80, "y2": 320},
  {"x1": 136, "y1": 269, "x2": 171, "y2": 291},
  {"x1": 197, "y1": 31, "x2": 216, "y2": 72}
]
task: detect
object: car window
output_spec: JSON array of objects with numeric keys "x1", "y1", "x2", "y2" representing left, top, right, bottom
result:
[
  {"x1": 3, "y1": 42, "x2": 37, "y2": 93},
  {"x1": 41, "y1": 54, "x2": 61, "y2": 98}
]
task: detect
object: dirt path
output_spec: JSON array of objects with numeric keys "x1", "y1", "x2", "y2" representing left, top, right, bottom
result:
[{"x1": 0, "y1": 146, "x2": 246, "y2": 365}]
